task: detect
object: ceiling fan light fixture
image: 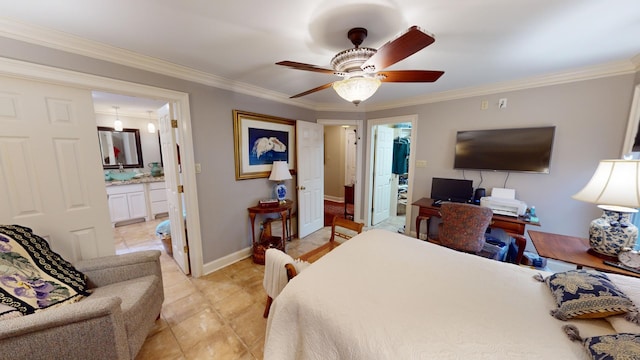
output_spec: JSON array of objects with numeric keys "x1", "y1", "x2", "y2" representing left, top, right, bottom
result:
[{"x1": 332, "y1": 77, "x2": 381, "y2": 105}]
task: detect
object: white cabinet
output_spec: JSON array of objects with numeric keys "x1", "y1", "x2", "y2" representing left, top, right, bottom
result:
[
  {"x1": 147, "y1": 181, "x2": 168, "y2": 218},
  {"x1": 106, "y1": 184, "x2": 148, "y2": 226}
]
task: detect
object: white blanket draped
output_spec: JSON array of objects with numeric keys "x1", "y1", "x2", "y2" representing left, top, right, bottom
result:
[{"x1": 264, "y1": 229, "x2": 617, "y2": 360}]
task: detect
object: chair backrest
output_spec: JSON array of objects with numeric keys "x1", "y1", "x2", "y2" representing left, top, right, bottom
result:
[
  {"x1": 330, "y1": 215, "x2": 364, "y2": 242},
  {"x1": 438, "y1": 202, "x2": 493, "y2": 253},
  {"x1": 284, "y1": 263, "x2": 297, "y2": 281}
]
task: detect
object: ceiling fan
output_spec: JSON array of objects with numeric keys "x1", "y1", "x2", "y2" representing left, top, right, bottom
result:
[{"x1": 276, "y1": 25, "x2": 444, "y2": 105}]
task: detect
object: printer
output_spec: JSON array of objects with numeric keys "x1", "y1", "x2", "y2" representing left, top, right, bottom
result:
[{"x1": 480, "y1": 188, "x2": 527, "y2": 217}]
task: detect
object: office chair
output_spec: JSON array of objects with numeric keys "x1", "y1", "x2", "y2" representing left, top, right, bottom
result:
[{"x1": 436, "y1": 202, "x2": 493, "y2": 254}]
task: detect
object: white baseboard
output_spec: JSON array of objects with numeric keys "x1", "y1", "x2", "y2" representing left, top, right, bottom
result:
[
  {"x1": 324, "y1": 195, "x2": 344, "y2": 203},
  {"x1": 202, "y1": 246, "x2": 253, "y2": 275}
]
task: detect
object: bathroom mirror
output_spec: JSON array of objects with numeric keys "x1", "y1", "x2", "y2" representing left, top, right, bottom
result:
[{"x1": 97, "y1": 126, "x2": 144, "y2": 169}]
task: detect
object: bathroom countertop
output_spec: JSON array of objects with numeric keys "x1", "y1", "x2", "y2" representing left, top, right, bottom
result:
[{"x1": 105, "y1": 175, "x2": 165, "y2": 186}]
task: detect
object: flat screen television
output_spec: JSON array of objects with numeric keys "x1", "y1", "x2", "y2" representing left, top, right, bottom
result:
[{"x1": 454, "y1": 126, "x2": 555, "y2": 173}]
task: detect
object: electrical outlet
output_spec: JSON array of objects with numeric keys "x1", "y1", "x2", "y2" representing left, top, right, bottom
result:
[
  {"x1": 481, "y1": 100, "x2": 488, "y2": 110},
  {"x1": 195, "y1": 163, "x2": 201, "y2": 173}
]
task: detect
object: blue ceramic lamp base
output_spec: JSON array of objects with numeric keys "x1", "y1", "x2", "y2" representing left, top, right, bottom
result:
[{"x1": 274, "y1": 183, "x2": 287, "y2": 204}]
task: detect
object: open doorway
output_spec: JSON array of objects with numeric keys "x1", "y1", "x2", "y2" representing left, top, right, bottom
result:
[
  {"x1": 365, "y1": 115, "x2": 418, "y2": 234},
  {"x1": 322, "y1": 125, "x2": 356, "y2": 225},
  {"x1": 0, "y1": 58, "x2": 202, "y2": 276},
  {"x1": 316, "y1": 119, "x2": 364, "y2": 228},
  {"x1": 92, "y1": 91, "x2": 190, "y2": 275}
]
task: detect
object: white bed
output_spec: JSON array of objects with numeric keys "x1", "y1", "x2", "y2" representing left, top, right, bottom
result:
[{"x1": 264, "y1": 229, "x2": 628, "y2": 360}]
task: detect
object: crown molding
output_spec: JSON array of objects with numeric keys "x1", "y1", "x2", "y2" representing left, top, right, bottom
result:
[
  {"x1": 1, "y1": 18, "x2": 637, "y2": 113},
  {"x1": 365, "y1": 60, "x2": 638, "y2": 112},
  {"x1": 0, "y1": 18, "x2": 317, "y2": 110}
]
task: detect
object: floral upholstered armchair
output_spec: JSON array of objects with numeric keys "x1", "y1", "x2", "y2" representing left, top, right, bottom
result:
[{"x1": 437, "y1": 202, "x2": 494, "y2": 254}]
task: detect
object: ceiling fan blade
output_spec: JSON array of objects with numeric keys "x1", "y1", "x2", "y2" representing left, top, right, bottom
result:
[
  {"x1": 379, "y1": 70, "x2": 444, "y2": 83},
  {"x1": 362, "y1": 26, "x2": 435, "y2": 71},
  {"x1": 290, "y1": 82, "x2": 334, "y2": 98},
  {"x1": 276, "y1": 61, "x2": 335, "y2": 74}
]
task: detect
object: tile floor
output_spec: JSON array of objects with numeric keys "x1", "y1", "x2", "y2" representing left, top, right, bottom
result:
[{"x1": 113, "y1": 214, "x2": 405, "y2": 360}]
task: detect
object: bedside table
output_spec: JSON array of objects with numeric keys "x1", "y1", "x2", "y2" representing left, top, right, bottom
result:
[{"x1": 248, "y1": 200, "x2": 293, "y2": 264}]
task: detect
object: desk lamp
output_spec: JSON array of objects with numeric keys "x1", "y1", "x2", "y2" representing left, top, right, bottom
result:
[
  {"x1": 572, "y1": 159, "x2": 640, "y2": 259},
  {"x1": 269, "y1": 161, "x2": 292, "y2": 204}
]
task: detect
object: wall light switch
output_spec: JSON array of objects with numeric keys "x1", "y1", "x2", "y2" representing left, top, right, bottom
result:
[
  {"x1": 498, "y1": 98, "x2": 508, "y2": 109},
  {"x1": 416, "y1": 160, "x2": 427, "y2": 168},
  {"x1": 481, "y1": 100, "x2": 488, "y2": 110},
  {"x1": 195, "y1": 163, "x2": 201, "y2": 173}
]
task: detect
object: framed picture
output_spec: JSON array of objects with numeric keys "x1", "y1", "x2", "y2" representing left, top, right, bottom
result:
[{"x1": 233, "y1": 110, "x2": 296, "y2": 180}]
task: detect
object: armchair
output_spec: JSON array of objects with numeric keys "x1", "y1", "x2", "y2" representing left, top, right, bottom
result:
[{"x1": 0, "y1": 250, "x2": 164, "y2": 360}]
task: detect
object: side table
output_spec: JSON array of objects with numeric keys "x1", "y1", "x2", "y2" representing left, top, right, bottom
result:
[
  {"x1": 248, "y1": 199, "x2": 293, "y2": 264},
  {"x1": 528, "y1": 230, "x2": 640, "y2": 278}
]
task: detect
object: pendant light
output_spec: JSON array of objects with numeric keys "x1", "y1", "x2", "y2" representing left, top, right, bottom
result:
[
  {"x1": 113, "y1": 106, "x2": 123, "y2": 131},
  {"x1": 147, "y1": 111, "x2": 156, "y2": 133}
]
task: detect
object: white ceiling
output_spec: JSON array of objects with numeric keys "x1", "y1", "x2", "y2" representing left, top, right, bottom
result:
[{"x1": 1, "y1": 0, "x2": 639, "y2": 114}]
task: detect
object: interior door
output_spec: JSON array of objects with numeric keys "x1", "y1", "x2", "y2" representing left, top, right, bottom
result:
[
  {"x1": 345, "y1": 129, "x2": 357, "y2": 185},
  {"x1": 372, "y1": 126, "x2": 394, "y2": 225},
  {"x1": 158, "y1": 103, "x2": 190, "y2": 274},
  {"x1": 0, "y1": 75, "x2": 113, "y2": 261},
  {"x1": 297, "y1": 121, "x2": 324, "y2": 238}
]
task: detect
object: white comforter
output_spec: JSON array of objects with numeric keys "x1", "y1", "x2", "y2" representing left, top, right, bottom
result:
[{"x1": 264, "y1": 229, "x2": 617, "y2": 360}]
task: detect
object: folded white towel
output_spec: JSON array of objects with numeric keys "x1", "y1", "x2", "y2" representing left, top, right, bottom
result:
[{"x1": 263, "y1": 248, "x2": 295, "y2": 299}]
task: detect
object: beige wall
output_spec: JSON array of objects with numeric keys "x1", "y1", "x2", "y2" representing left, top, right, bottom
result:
[
  {"x1": 362, "y1": 75, "x2": 637, "y2": 238},
  {"x1": 323, "y1": 126, "x2": 346, "y2": 200},
  {"x1": 1, "y1": 36, "x2": 638, "y2": 265},
  {"x1": 0, "y1": 37, "x2": 317, "y2": 264}
]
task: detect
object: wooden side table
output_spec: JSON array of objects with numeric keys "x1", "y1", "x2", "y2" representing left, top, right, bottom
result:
[
  {"x1": 248, "y1": 199, "x2": 293, "y2": 264},
  {"x1": 528, "y1": 230, "x2": 640, "y2": 278}
]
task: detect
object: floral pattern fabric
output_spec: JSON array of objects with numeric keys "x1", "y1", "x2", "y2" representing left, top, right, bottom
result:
[
  {"x1": 583, "y1": 333, "x2": 640, "y2": 360},
  {"x1": 438, "y1": 202, "x2": 493, "y2": 253},
  {"x1": 0, "y1": 225, "x2": 90, "y2": 315},
  {"x1": 542, "y1": 270, "x2": 635, "y2": 320}
]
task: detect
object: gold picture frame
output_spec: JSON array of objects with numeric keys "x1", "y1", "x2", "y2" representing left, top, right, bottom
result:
[{"x1": 233, "y1": 110, "x2": 296, "y2": 180}]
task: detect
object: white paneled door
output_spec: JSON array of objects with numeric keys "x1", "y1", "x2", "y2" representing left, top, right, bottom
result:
[
  {"x1": 297, "y1": 121, "x2": 324, "y2": 238},
  {"x1": 158, "y1": 103, "x2": 190, "y2": 274},
  {"x1": 0, "y1": 76, "x2": 113, "y2": 262},
  {"x1": 372, "y1": 126, "x2": 394, "y2": 225}
]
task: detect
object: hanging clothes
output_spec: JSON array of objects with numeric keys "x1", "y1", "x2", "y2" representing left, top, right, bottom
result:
[{"x1": 392, "y1": 137, "x2": 410, "y2": 174}]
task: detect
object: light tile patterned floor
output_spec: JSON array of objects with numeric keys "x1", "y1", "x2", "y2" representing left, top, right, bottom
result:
[{"x1": 115, "y1": 215, "x2": 404, "y2": 360}]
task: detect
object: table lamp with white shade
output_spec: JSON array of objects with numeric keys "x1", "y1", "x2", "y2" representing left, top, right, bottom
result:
[
  {"x1": 269, "y1": 161, "x2": 292, "y2": 204},
  {"x1": 572, "y1": 159, "x2": 640, "y2": 259}
]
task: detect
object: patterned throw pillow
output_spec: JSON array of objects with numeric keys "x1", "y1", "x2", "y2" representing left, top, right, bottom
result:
[
  {"x1": 0, "y1": 225, "x2": 90, "y2": 315},
  {"x1": 535, "y1": 270, "x2": 636, "y2": 320},
  {"x1": 564, "y1": 325, "x2": 640, "y2": 360}
]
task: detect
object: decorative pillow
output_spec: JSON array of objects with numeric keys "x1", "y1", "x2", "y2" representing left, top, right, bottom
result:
[
  {"x1": 0, "y1": 225, "x2": 90, "y2": 315},
  {"x1": 534, "y1": 270, "x2": 637, "y2": 320},
  {"x1": 606, "y1": 273, "x2": 640, "y2": 332},
  {"x1": 0, "y1": 303, "x2": 22, "y2": 320},
  {"x1": 564, "y1": 325, "x2": 640, "y2": 360}
]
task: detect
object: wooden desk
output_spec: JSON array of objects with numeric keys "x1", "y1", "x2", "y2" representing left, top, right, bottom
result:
[
  {"x1": 248, "y1": 199, "x2": 292, "y2": 264},
  {"x1": 412, "y1": 197, "x2": 538, "y2": 264},
  {"x1": 412, "y1": 198, "x2": 538, "y2": 237},
  {"x1": 528, "y1": 230, "x2": 640, "y2": 278}
]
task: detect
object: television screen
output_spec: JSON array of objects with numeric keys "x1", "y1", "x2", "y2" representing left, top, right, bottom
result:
[{"x1": 454, "y1": 126, "x2": 555, "y2": 173}]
